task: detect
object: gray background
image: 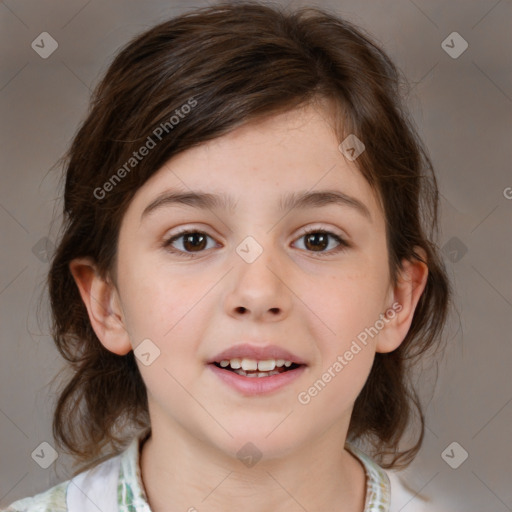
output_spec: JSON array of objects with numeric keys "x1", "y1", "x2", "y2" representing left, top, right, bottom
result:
[{"x1": 1, "y1": 0, "x2": 511, "y2": 510}]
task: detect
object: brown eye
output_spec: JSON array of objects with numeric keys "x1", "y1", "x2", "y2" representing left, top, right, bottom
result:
[
  {"x1": 181, "y1": 233, "x2": 207, "y2": 252},
  {"x1": 294, "y1": 229, "x2": 349, "y2": 256},
  {"x1": 163, "y1": 230, "x2": 217, "y2": 256},
  {"x1": 304, "y1": 232, "x2": 329, "y2": 252}
]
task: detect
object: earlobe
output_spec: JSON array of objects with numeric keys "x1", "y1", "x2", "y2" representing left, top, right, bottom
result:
[
  {"x1": 68, "y1": 257, "x2": 132, "y2": 356},
  {"x1": 376, "y1": 247, "x2": 429, "y2": 354}
]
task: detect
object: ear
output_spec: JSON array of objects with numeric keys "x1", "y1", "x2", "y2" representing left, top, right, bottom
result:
[
  {"x1": 376, "y1": 246, "x2": 429, "y2": 354},
  {"x1": 69, "y1": 257, "x2": 132, "y2": 356}
]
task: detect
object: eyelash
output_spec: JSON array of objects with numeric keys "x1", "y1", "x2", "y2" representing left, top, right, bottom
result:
[{"x1": 162, "y1": 227, "x2": 350, "y2": 258}]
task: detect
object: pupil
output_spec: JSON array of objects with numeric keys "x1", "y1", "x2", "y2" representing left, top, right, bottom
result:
[
  {"x1": 306, "y1": 233, "x2": 327, "y2": 251},
  {"x1": 184, "y1": 233, "x2": 206, "y2": 252}
]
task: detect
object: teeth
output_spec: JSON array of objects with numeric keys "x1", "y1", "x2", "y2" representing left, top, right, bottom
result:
[
  {"x1": 217, "y1": 357, "x2": 295, "y2": 371},
  {"x1": 241, "y1": 358, "x2": 258, "y2": 371},
  {"x1": 229, "y1": 358, "x2": 241, "y2": 369},
  {"x1": 234, "y1": 369, "x2": 281, "y2": 377},
  {"x1": 257, "y1": 360, "x2": 275, "y2": 371}
]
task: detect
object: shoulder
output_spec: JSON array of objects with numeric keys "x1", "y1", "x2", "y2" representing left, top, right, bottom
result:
[
  {"x1": 385, "y1": 471, "x2": 433, "y2": 512},
  {"x1": 3, "y1": 480, "x2": 68, "y2": 511},
  {"x1": 3, "y1": 451, "x2": 122, "y2": 512},
  {"x1": 67, "y1": 450, "x2": 121, "y2": 511}
]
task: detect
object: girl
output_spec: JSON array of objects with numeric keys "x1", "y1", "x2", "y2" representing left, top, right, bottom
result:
[{"x1": 5, "y1": 1, "x2": 452, "y2": 511}]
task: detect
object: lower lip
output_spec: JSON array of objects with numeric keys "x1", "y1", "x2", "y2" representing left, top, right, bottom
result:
[{"x1": 207, "y1": 364, "x2": 307, "y2": 395}]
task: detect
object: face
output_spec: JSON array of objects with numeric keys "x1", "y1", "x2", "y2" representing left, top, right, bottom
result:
[{"x1": 110, "y1": 104, "x2": 398, "y2": 461}]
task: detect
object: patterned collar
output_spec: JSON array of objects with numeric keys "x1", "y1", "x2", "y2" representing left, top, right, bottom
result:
[
  {"x1": 346, "y1": 443, "x2": 391, "y2": 509},
  {"x1": 117, "y1": 434, "x2": 390, "y2": 511}
]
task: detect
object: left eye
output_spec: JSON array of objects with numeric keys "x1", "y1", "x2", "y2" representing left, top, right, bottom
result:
[{"x1": 293, "y1": 229, "x2": 349, "y2": 255}]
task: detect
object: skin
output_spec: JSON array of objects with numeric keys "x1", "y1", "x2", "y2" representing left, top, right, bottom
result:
[{"x1": 70, "y1": 103, "x2": 428, "y2": 512}]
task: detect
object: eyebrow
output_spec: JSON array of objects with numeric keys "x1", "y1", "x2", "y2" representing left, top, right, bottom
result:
[{"x1": 141, "y1": 189, "x2": 372, "y2": 222}]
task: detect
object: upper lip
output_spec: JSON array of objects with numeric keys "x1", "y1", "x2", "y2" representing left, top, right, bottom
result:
[{"x1": 208, "y1": 343, "x2": 307, "y2": 365}]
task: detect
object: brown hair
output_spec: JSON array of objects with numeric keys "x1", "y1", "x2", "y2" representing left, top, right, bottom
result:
[{"x1": 47, "y1": 0, "x2": 452, "y2": 475}]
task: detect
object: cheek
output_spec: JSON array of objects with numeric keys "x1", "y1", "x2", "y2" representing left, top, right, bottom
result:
[
  {"x1": 124, "y1": 282, "x2": 210, "y2": 404},
  {"x1": 119, "y1": 280, "x2": 172, "y2": 342},
  {"x1": 295, "y1": 341, "x2": 375, "y2": 427},
  {"x1": 298, "y1": 272, "x2": 386, "y2": 404},
  {"x1": 116, "y1": 247, "x2": 202, "y2": 339},
  {"x1": 304, "y1": 269, "x2": 388, "y2": 338},
  {"x1": 124, "y1": 285, "x2": 205, "y2": 355},
  {"x1": 118, "y1": 267, "x2": 214, "y2": 377}
]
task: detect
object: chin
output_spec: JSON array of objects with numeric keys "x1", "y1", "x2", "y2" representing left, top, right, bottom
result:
[{"x1": 212, "y1": 427, "x2": 304, "y2": 464}]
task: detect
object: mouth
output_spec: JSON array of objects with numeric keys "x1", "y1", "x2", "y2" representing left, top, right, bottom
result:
[
  {"x1": 211, "y1": 358, "x2": 303, "y2": 378},
  {"x1": 207, "y1": 359, "x2": 307, "y2": 395},
  {"x1": 207, "y1": 344, "x2": 307, "y2": 394}
]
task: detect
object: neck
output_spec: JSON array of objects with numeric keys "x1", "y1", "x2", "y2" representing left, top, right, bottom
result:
[{"x1": 139, "y1": 420, "x2": 366, "y2": 512}]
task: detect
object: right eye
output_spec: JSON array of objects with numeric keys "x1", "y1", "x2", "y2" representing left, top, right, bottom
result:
[{"x1": 163, "y1": 230, "x2": 219, "y2": 257}]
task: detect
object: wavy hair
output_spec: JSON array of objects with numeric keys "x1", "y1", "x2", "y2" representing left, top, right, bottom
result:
[{"x1": 46, "y1": 0, "x2": 453, "y2": 475}]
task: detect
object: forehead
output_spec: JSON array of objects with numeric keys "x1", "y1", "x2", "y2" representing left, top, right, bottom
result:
[{"x1": 126, "y1": 104, "x2": 384, "y2": 223}]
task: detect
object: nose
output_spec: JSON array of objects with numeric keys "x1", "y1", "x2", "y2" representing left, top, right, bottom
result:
[{"x1": 224, "y1": 241, "x2": 292, "y2": 322}]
